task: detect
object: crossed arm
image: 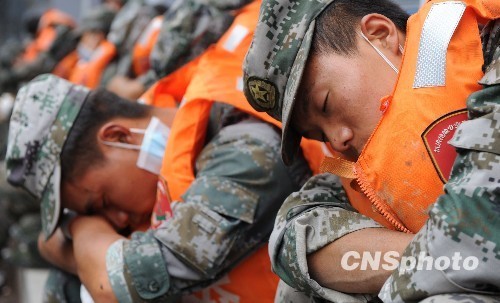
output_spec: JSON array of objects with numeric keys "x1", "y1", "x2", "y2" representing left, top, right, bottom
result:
[
  {"x1": 39, "y1": 117, "x2": 310, "y2": 302},
  {"x1": 269, "y1": 173, "x2": 414, "y2": 301}
]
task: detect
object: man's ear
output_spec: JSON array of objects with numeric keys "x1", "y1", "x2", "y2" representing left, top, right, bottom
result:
[
  {"x1": 98, "y1": 123, "x2": 138, "y2": 145},
  {"x1": 359, "y1": 13, "x2": 402, "y2": 55}
]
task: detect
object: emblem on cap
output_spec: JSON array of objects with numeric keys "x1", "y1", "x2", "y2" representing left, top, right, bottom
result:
[{"x1": 246, "y1": 77, "x2": 278, "y2": 110}]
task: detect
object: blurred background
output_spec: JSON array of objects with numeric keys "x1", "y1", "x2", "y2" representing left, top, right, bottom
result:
[
  {"x1": 0, "y1": 0, "x2": 423, "y2": 302},
  {"x1": 0, "y1": 0, "x2": 102, "y2": 45}
]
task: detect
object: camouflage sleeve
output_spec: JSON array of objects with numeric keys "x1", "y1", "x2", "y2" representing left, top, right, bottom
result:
[
  {"x1": 379, "y1": 21, "x2": 500, "y2": 303},
  {"x1": 269, "y1": 173, "x2": 383, "y2": 302},
  {"x1": 106, "y1": 116, "x2": 311, "y2": 301}
]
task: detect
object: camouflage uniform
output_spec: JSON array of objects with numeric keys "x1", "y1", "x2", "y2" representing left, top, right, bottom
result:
[
  {"x1": 2, "y1": 25, "x2": 78, "y2": 91},
  {"x1": 5, "y1": 74, "x2": 312, "y2": 301},
  {"x1": 0, "y1": 86, "x2": 46, "y2": 270},
  {"x1": 378, "y1": 19, "x2": 500, "y2": 303},
  {"x1": 102, "y1": 0, "x2": 164, "y2": 85},
  {"x1": 141, "y1": 0, "x2": 252, "y2": 88},
  {"x1": 106, "y1": 104, "x2": 311, "y2": 301},
  {"x1": 42, "y1": 269, "x2": 82, "y2": 303},
  {"x1": 269, "y1": 173, "x2": 382, "y2": 303},
  {"x1": 242, "y1": 0, "x2": 500, "y2": 302}
]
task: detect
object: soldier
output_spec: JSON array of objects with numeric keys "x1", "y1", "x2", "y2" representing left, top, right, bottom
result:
[
  {"x1": 243, "y1": 0, "x2": 499, "y2": 301},
  {"x1": 2, "y1": 8, "x2": 78, "y2": 91},
  {"x1": 101, "y1": 0, "x2": 171, "y2": 93},
  {"x1": 106, "y1": 0, "x2": 251, "y2": 100},
  {"x1": 62, "y1": 6, "x2": 117, "y2": 88},
  {"x1": 6, "y1": 69, "x2": 310, "y2": 303},
  {"x1": 30, "y1": 2, "x2": 319, "y2": 301}
]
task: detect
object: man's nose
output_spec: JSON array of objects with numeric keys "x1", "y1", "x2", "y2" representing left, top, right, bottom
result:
[{"x1": 325, "y1": 126, "x2": 353, "y2": 154}]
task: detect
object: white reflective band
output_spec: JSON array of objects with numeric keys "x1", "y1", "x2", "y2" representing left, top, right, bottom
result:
[
  {"x1": 138, "y1": 16, "x2": 163, "y2": 45},
  {"x1": 179, "y1": 97, "x2": 188, "y2": 108},
  {"x1": 223, "y1": 25, "x2": 249, "y2": 52},
  {"x1": 236, "y1": 77, "x2": 244, "y2": 92},
  {"x1": 413, "y1": 1, "x2": 465, "y2": 88}
]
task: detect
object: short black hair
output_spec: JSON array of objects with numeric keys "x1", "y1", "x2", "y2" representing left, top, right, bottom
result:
[
  {"x1": 312, "y1": 0, "x2": 410, "y2": 56},
  {"x1": 61, "y1": 88, "x2": 151, "y2": 181}
]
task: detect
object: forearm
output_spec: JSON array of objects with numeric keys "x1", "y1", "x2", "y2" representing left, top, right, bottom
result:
[
  {"x1": 380, "y1": 55, "x2": 500, "y2": 301},
  {"x1": 308, "y1": 227, "x2": 413, "y2": 293},
  {"x1": 105, "y1": 117, "x2": 309, "y2": 300},
  {"x1": 71, "y1": 217, "x2": 123, "y2": 303},
  {"x1": 38, "y1": 229, "x2": 77, "y2": 275}
]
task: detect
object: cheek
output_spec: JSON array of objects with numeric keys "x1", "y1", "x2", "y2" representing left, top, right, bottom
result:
[{"x1": 109, "y1": 174, "x2": 157, "y2": 214}]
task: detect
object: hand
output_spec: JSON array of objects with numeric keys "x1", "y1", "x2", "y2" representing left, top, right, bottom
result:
[
  {"x1": 70, "y1": 216, "x2": 122, "y2": 303},
  {"x1": 37, "y1": 228, "x2": 77, "y2": 274},
  {"x1": 307, "y1": 228, "x2": 414, "y2": 294},
  {"x1": 106, "y1": 76, "x2": 145, "y2": 100}
]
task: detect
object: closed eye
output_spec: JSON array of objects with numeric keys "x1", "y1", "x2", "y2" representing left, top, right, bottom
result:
[{"x1": 322, "y1": 91, "x2": 329, "y2": 113}]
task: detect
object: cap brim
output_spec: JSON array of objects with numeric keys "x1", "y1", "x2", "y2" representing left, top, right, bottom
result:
[
  {"x1": 281, "y1": 22, "x2": 315, "y2": 166},
  {"x1": 40, "y1": 163, "x2": 62, "y2": 240}
]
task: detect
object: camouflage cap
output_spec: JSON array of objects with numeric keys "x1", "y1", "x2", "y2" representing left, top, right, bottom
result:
[
  {"x1": 243, "y1": 0, "x2": 335, "y2": 165},
  {"x1": 5, "y1": 74, "x2": 89, "y2": 239},
  {"x1": 78, "y1": 5, "x2": 117, "y2": 35}
]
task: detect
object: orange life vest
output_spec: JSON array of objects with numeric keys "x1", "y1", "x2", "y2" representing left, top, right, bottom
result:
[
  {"x1": 139, "y1": 54, "x2": 202, "y2": 108},
  {"x1": 322, "y1": 0, "x2": 499, "y2": 233},
  {"x1": 52, "y1": 50, "x2": 79, "y2": 79},
  {"x1": 69, "y1": 40, "x2": 117, "y2": 89},
  {"x1": 146, "y1": 1, "x2": 323, "y2": 301},
  {"x1": 132, "y1": 15, "x2": 164, "y2": 77}
]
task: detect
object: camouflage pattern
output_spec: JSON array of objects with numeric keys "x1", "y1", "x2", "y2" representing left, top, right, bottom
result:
[
  {"x1": 268, "y1": 172, "x2": 382, "y2": 302},
  {"x1": 105, "y1": 0, "x2": 161, "y2": 79},
  {"x1": 106, "y1": 110, "x2": 312, "y2": 301},
  {"x1": 0, "y1": 93, "x2": 46, "y2": 269},
  {"x1": 265, "y1": 17, "x2": 500, "y2": 303},
  {"x1": 378, "y1": 19, "x2": 500, "y2": 303},
  {"x1": 0, "y1": 25, "x2": 78, "y2": 93},
  {"x1": 0, "y1": 161, "x2": 45, "y2": 268},
  {"x1": 5, "y1": 74, "x2": 90, "y2": 239},
  {"x1": 78, "y1": 5, "x2": 116, "y2": 35},
  {"x1": 243, "y1": 0, "x2": 336, "y2": 164},
  {"x1": 42, "y1": 269, "x2": 82, "y2": 303},
  {"x1": 107, "y1": 0, "x2": 149, "y2": 49},
  {"x1": 148, "y1": 0, "x2": 235, "y2": 81}
]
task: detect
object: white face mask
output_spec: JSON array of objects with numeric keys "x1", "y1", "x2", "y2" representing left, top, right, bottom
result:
[
  {"x1": 101, "y1": 117, "x2": 170, "y2": 174},
  {"x1": 358, "y1": 31, "x2": 404, "y2": 74},
  {"x1": 77, "y1": 44, "x2": 94, "y2": 62}
]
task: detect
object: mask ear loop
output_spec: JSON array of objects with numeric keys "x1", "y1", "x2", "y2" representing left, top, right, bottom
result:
[
  {"x1": 358, "y1": 31, "x2": 400, "y2": 74},
  {"x1": 129, "y1": 128, "x2": 146, "y2": 134},
  {"x1": 100, "y1": 128, "x2": 146, "y2": 150},
  {"x1": 100, "y1": 140, "x2": 141, "y2": 150}
]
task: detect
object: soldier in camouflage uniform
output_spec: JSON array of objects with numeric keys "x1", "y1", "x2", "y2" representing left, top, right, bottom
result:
[
  {"x1": 243, "y1": 0, "x2": 499, "y2": 302},
  {"x1": 107, "y1": 0, "x2": 252, "y2": 100},
  {"x1": 5, "y1": 73, "x2": 310, "y2": 302},
  {"x1": 377, "y1": 19, "x2": 500, "y2": 303},
  {"x1": 0, "y1": 11, "x2": 78, "y2": 92}
]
